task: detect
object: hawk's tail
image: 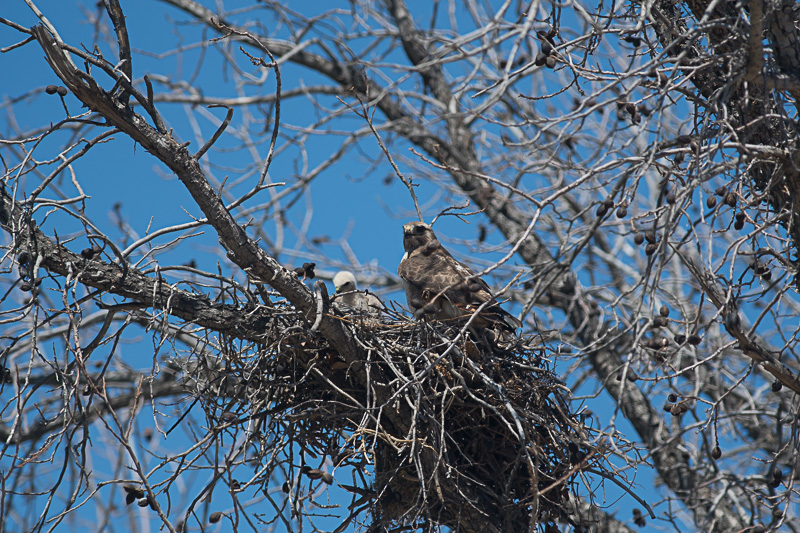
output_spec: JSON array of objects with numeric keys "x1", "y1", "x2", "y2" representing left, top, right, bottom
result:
[{"x1": 457, "y1": 302, "x2": 522, "y2": 332}]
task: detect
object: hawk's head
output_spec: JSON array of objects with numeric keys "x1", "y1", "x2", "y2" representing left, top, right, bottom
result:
[
  {"x1": 333, "y1": 271, "x2": 357, "y2": 294},
  {"x1": 402, "y1": 221, "x2": 437, "y2": 253}
]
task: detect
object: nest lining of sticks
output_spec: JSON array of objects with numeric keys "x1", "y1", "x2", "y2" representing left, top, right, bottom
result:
[{"x1": 177, "y1": 300, "x2": 595, "y2": 531}]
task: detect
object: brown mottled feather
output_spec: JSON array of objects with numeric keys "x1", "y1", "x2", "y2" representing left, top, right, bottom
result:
[{"x1": 398, "y1": 221, "x2": 521, "y2": 330}]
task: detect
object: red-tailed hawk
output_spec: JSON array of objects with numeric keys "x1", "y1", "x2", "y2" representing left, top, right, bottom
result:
[
  {"x1": 333, "y1": 270, "x2": 383, "y2": 315},
  {"x1": 397, "y1": 221, "x2": 521, "y2": 331}
]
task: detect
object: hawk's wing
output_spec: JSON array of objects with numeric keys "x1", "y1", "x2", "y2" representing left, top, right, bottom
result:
[
  {"x1": 399, "y1": 246, "x2": 464, "y2": 305},
  {"x1": 399, "y1": 245, "x2": 520, "y2": 329}
]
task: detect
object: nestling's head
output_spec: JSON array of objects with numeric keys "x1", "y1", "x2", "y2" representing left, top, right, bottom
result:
[
  {"x1": 333, "y1": 271, "x2": 358, "y2": 293},
  {"x1": 402, "y1": 221, "x2": 437, "y2": 253}
]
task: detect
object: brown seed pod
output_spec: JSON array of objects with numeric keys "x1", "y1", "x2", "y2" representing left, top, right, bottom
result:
[
  {"x1": 659, "y1": 305, "x2": 669, "y2": 317},
  {"x1": 674, "y1": 334, "x2": 686, "y2": 344},
  {"x1": 666, "y1": 190, "x2": 676, "y2": 204},
  {"x1": 772, "y1": 379, "x2": 783, "y2": 392},
  {"x1": 751, "y1": 260, "x2": 768, "y2": 275},
  {"x1": 706, "y1": 196, "x2": 717, "y2": 209},
  {"x1": 56, "y1": 86, "x2": 68, "y2": 96},
  {"x1": 670, "y1": 402, "x2": 688, "y2": 415},
  {"x1": 625, "y1": 102, "x2": 636, "y2": 115},
  {"x1": 633, "y1": 233, "x2": 644, "y2": 245},
  {"x1": 687, "y1": 334, "x2": 702, "y2": 345},
  {"x1": 596, "y1": 205, "x2": 608, "y2": 218},
  {"x1": 209, "y1": 511, "x2": 223, "y2": 524},
  {"x1": 652, "y1": 316, "x2": 667, "y2": 328},
  {"x1": 769, "y1": 469, "x2": 783, "y2": 489},
  {"x1": 123, "y1": 484, "x2": 145, "y2": 505},
  {"x1": 545, "y1": 56, "x2": 556, "y2": 69},
  {"x1": 644, "y1": 230, "x2": 656, "y2": 244},
  {"x1": 616, "y1": 206, "x2": 627, "y2": 218},
  {"x1": 536, "y1": 29, "x2": 554, "y2": 42},
  {"x1": 667, "y1": 393, "x2": 678, "y2": 402},
  {"x1": 751, "y1": 261, "x2": 772, "y2": 279},
  {"x1": 534, "y1": 52, "x2": 547, "y2": 66},
  {"x1": 45, "y1": 85, "x2": 59, "y2": 94},
  {"x1": 715, "y1": 186, "x2": 726, "y2": 196},
  {"x1": 305, "y1": 468, "x2": 324, "y2": 480},
  {"x1": 645, "y1": 243, "x2": 657, "y2": 255},
  {"x1": 320, "y1": 472, "x2": 334, "y2": 485},
  {"x1": 734, "y1": 219, "x2": 744, "y2": 230},
  {"x1": 541, "y1": 41, "x2": 552, "y2": 56},
  {"x1": 725, "y1": 192, "x2": 736, "y2": 207},
  {"x1": 711, "y1": 446, "x2": 722, "y2": 460},
  {"x1": 623, "y1": 36, "x2": 642, "y2": 47}
]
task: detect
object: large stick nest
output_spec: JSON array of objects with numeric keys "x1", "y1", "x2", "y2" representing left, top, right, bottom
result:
[{"x1": 178, "y1": 298, "x2": 598, "y2": 532}]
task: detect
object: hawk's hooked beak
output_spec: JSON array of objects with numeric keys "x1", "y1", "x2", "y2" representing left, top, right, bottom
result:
[{"x1": 335, "y1": 282, "x2": 350, "y2": 294}]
